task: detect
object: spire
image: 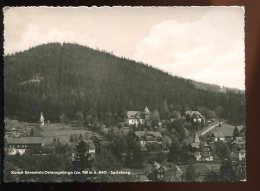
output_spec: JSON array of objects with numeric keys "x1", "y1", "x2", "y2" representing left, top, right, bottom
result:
[
  {"x1": 144, "y1": 106, "x2": 150, "y2": 113},
  {"x1": 194, "y1": 133, "x2": 200, "y2": 143},
  {"x1": 40, "y1": 112, "x2": 44, "y2": 126}
]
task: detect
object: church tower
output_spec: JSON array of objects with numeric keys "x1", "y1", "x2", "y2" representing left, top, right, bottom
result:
[
  {"x1": 40, "y1": 112, "x2": 44, "y2": 126},
  {"x1": 144, "y1": 106, "x2": 150, "y2": 120},
  {"x1": 194, "y1": 133, "x2": 200, "y2": 143}
]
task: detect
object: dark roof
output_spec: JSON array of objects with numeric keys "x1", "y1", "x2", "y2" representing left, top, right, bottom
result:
[
  {"x1": 86, "y1": 140, "x2": 95, "y2": 149},
  {"x1": 67, "y1": 137, "x2": 95, "y2": 149},
  {"x1": 134, "y1": 131, "x2": 162, "y2": 138},
  {"x1": 193, "y1": 133, "x2": 200, "y2": 143},
  {"x1": 191, "y1": 142, "x2": 200, "y2": 149},
  {"x1": 212, "y1": 132, "x2": 225, "y2": 138},
  {"x1": 6, "y1": 137, "x2": 44, "y2": 144}
]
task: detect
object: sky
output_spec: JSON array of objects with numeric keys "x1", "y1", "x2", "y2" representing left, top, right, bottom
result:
[{"x1": 4, "y1": 6, "x2": 245, "y2": 90}]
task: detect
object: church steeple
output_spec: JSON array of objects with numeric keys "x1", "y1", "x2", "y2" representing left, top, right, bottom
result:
[
  {"x1": 144, "y1": 106, "x2": 150, "y2": 121},
  {"x1": 40, "y1": 112, "x2": 44, "y2": 126},
  {"x1": 194, "y1": 133, "x2": 200, "y2": 143},
  {"x1": 144, "y1": 106, "x2": 150, "y2": 113}
]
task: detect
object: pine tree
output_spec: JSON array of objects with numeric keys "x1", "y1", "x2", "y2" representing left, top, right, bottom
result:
[
  {"x1": 233, "y1": 127, "x2": 240, "y2": 139},
  {"x1": 219, "y1": 159, "x2": 235, "y2": 182},
  {"x1": 161, "y1": 99, "x2": 169, "y2": 119},
  {"x1": 73, "y1": 140, "x2": 90, "y2": 170}
]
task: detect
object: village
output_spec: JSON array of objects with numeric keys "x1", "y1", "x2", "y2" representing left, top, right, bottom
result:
[{"x1": 4, "y1": 106, "x2": 246, "y2": 182}]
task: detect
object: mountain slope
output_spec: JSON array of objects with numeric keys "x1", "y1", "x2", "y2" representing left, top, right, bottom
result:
[{"x1": 4, "y1": 43, "x2": 245, "y2": 124}]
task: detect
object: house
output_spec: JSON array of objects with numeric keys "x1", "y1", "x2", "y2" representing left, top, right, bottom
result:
[
  {"x1": 162, "y1": 135, "x2": 173, "y2": 152},
  {"x1": 189, "y1": 133, "x2": 213, "y2": 161},
  {"x1": 231, "y1": 138, "x2": 246, "y2": 161},
  {"x1": 126, "y1": 111, "x2": 145, "y2": 126},
  {"x1": 200, "y1": 143, "x2": 214, "y2": 161},
  {"x1": 90, "y1": 135, "x2": 101, "y2": 153},
  {"x1": 149, "y1": 162, "x2": 183, "y2": 181},
  {"x1": 185, "y1": 111, "x2": 205, "y2": 125},
  {"x1": 133, "y1": 131, "x2": 163, "y2": 151},
  {"x1": 19, "y1": 74, "x2": 44, "y2": 85},
  {"x1": 238, "y1": 149, "x2": 246, "y2": 161},
  {"x1": 125, "y1": 107, "x2": 151, "y2": 126},
  {"x1": 210, "y1": 125, "x2": 245, "y2": 143},
  {"x1": 66, "y1": 134, "x2": 96, "y2": 161},
  {"x1": 210, "y1": 132, "x2": 225, "y2": 142},
  {"x1": 10, "y1": 128, "x2": 21, "y2": 138},
  {"x1": 5, "y1": 137, "x2": 45, "y2": 155},
  {"x1": 189, "y1": 133, "x2": 201, "y2": 161}
]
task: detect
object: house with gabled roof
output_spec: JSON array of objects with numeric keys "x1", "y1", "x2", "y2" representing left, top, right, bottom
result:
[
  {"x1": 125, "y1": 107, "x2": 151, "y2": 126},
  {"x1": 134, "y1": 130, "x2": 163, "y2": 151},
  {"x1": 189, "y1": 133, "x2": 214, "y2": 161},
  {"x1": 126, "y1": 111, "x2": 145, "y2": 126},
  {"x1": 211, "y1": 132, "x2": 225, "y2": 142},
  {"x1": 185, "y1": 111, "x2": 205, "y2": 125},
  {"x1": 231, "y1": 137, "x2": 246, "y2": 161},
  {"x1": 5, "y1": 137, "x2": 46, "y2": 155}
]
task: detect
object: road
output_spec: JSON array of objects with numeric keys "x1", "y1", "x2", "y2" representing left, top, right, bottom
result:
[{"x1": 199, "y1": 120, "x2": 227, "y2": 136}]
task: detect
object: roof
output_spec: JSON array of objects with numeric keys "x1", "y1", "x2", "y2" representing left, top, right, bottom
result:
[
  {"x1": 67, "y1": 137, "x2": 96, "y2": 149},
  {"x1": 134, "y1": 131, "x2": 162, "y2": 138},
  {"x1": 5, "y1": 137, "x2": 44, "y2": 144},
  {"x1": 144, "y1": 107, "x2": 150, "y2": 113},
  {"x1": 127, "y1": 111, "x2": 144, "y2": 119},
  {"x1": 191, "y1": 142, "x2": 200, "y2": 149},
  {"x1": 233, "y1": 140, "x2": 245, "y2": 145},
  {"x1": 239, "y1": 149, "x2": 246, "y2": 154},
  {"x1": 212, "y1": 132, "x2": 225, "y2": 138},
  {"x1": 185, "y1": 111, "x2": 204, "y2": 118},
  {"x1": 85, "y1": 140, "x2": 95, "y2": 149},
  {"x1": 42, "y1": 129, "x2": 85, "y2": 137},
  {"x1": 236, "y1": 125, "x2": 244, "y2": 132},
  {"x1": 163, "y1": 135, "x2": 173, "y2": 145},
  {"x1": 194, "y1": 133, "x2": 200, "y2": 143}
]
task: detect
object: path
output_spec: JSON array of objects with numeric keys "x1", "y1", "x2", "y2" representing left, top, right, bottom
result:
[{"x1": 199, "y1": 120, "x2": 227, "y2": 136}]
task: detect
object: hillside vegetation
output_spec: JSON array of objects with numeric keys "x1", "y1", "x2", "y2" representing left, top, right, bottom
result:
[{"x1": 4, "y1": 43, "x2": 245, "y2": 124}]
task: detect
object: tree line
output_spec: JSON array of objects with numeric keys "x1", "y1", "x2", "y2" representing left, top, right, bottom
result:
[{"x1": 4, "y1": 43, "x2": 245, "y2": 125}]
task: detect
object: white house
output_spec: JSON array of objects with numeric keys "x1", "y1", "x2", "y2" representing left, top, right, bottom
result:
[
  {"x1": 126, "y1": 107, "x2": 150, "y2": 126},
  {"x1": 5, "y1": 137, "x2": 44, "y2": 156},
  {"x1": 126, "y1": 111, "x2": 145, "y2": 126}
]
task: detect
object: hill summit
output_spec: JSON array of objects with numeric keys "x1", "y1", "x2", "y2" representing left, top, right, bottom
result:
[{"x1": 4, "y1": 43, "x2": 245, "y2": 124}]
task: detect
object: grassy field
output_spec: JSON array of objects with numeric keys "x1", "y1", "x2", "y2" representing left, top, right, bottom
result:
[
  {"x1": 179, "y1": 162, "x2": 221, "y2": 181},
  {"x1": 210, "y1": 123, "x2": 238, "y2": 137},
  {"x1": 5, "y1": 119, "x2": 104, "y2": 144}
]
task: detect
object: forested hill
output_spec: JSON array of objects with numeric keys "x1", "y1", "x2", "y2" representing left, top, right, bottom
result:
[{"x1": 4, "y1": 43, "x2": 245, "y2": 124}]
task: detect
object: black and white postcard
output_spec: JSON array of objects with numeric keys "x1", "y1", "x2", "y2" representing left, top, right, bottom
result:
[{"x1": 3, "y1": 6, "x2": 245, "y2": 182}]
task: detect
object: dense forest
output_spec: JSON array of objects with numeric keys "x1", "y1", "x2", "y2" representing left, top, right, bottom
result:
[{"x1": 4, "y1": 43, "x2": 245, "y2": 124}]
